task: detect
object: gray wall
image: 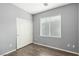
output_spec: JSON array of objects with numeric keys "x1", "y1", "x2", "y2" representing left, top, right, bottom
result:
[
  {"x1": 78, "y1": 4, "x2": 79, "y2": 53},
  {"x1": 0, "y1": 3, "x2": 32, "y2": 55},
  {"x1": 33, "y1": 4, "x2": 78, "y2": 53}
]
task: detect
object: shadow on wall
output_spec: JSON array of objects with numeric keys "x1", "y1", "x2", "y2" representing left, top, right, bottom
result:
[
  {"x1": 33, "y1": 3, "x2": 79, "y2": 53},
  {"x1": 0, "y1": 3, "x2": 32, "y2": 55}
]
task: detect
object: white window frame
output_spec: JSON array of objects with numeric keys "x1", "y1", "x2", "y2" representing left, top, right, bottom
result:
[{"x1": 40, "y1": 15, "x2": 61, "y2": 38}]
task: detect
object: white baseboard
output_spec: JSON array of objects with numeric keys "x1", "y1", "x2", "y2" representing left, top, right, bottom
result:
[
  {"x1": 0, "y1": 42, "x2": 33, "y2": 56},
  {"x1": 0, "y1": 49, "x2": 16, "y2": 56},
  {"x1": 0, "y1": 42, "x2": 79, "y2": 56},
  {"x1": 33, "y1": 42, "x2": 79, "y2": 55},
  {"x1": 17, "y1": 42, "x2": 33, "y2": 50}
]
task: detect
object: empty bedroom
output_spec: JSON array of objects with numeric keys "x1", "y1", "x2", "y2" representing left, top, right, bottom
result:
[{"x1": 0, "y1": 3, "x2": 79, "y2": 56}]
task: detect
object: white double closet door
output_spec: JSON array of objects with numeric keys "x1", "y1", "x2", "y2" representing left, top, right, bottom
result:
[{"x1": 16, "y1": 18, "x2": 33, "y2": 49}]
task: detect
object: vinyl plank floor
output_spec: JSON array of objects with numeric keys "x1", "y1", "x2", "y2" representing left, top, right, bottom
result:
[{"x1": 5, "y1": 43, "x2": 78, "y2": 56}]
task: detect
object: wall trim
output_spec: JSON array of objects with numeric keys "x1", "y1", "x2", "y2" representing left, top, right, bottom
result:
[
  {"x1": 0, "y1": 49, "x2": 16, "y2": 56},
  {"x1": 0, "y1": 42, "x2": 79, "y2": 56},
  {"x1": 33, "y1": 42, "x2": 79, "y2": 55},
  {"x1": 17, "y1": 42, "x2": 33, "y2": 50},
  {"x1": 1, "y1": 42, "x2": 33, "y2": 56}
]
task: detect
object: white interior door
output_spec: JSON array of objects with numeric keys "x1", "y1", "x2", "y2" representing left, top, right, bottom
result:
[{"x1": 16, "y1": 18, "x2": 33, "y2": 49}]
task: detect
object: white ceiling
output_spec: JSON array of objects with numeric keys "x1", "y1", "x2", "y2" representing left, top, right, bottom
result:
[{"x1": 13, "y1": 3, "x2": 69, "y2": 14}]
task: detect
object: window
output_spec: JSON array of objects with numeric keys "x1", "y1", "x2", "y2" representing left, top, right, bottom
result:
[{"x1": 40, "y1": 15, "x2": 61, "y2": 38}]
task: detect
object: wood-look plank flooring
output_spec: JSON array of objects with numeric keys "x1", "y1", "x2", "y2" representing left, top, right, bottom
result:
[{"x1": 5, "y1": 43, "x2": 78, "y2": 56}]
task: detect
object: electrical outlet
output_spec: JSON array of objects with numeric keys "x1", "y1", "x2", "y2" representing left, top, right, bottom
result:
[
  {"x1": 67, "y1": 44, "x2": 70, "y2": 47},
  {"x1": 72, "y1": 45, "x2": 75, "y2": 48},
  {"x1": 9, "y1": 44, "x2": 12, "y2": 47}
]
